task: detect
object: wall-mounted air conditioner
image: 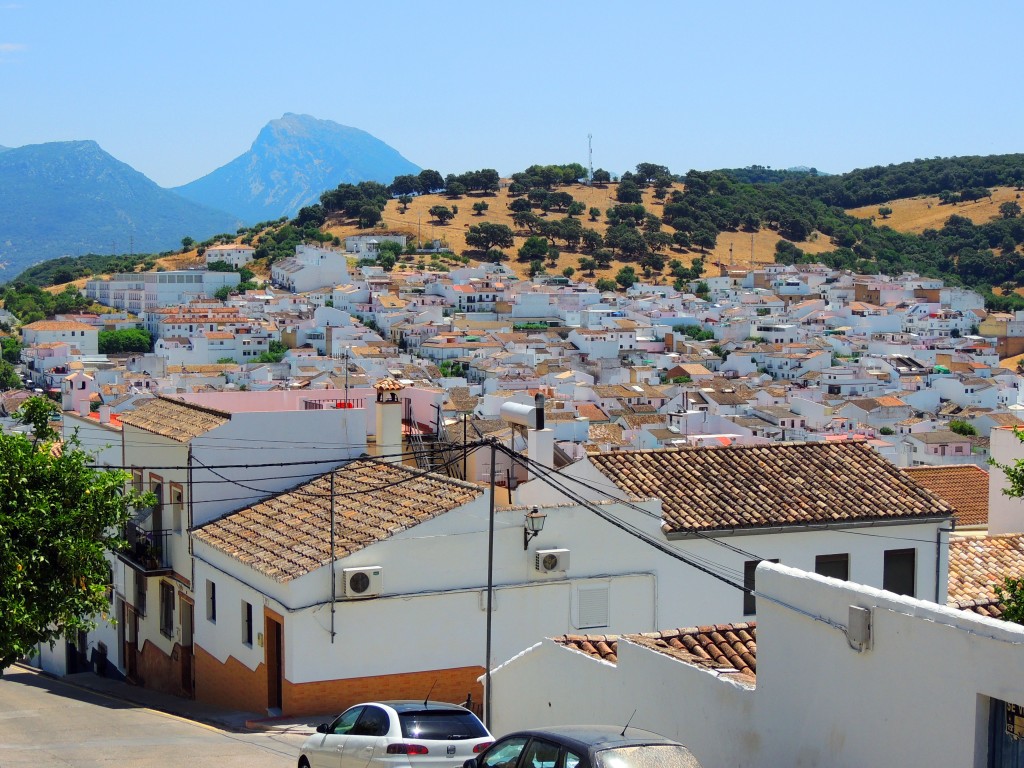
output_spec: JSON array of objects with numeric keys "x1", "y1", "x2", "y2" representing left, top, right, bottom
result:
[
  {"x1": 535, "y1": 549, "x2": 570, "y2": 573},
  {"x1": 340, "y1": 566, "x2": 383, "y2": 599}
]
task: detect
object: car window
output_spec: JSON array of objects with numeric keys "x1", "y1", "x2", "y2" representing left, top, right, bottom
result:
[
  {"x1": 596, "y1": 744, "x2": 702, "y2": 768},
  {"x1": 329, "y1": 706, "x2": 363, "y2": 735},
  {"x1": 353, "y1": 705, "x2": 390, "y2": 737},
  {"x1": 523, "y1": 738, "x2": 560, "y2": 768},
  {"x1": 398, "y1": 709, "x2": 489, "y2": 740},
  {"x1": 481, "y1": 736, "x2": 529, "y2": 768},
  {"x1": 564, "y1": 751, "x2": 582, "y2": 768}
]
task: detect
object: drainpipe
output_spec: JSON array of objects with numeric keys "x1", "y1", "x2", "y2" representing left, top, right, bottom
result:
[{"x1": 935, "y1": 521, "x2": 956, "y2": 603}]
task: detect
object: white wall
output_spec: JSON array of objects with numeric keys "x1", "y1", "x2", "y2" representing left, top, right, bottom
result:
[
  {"x1": 989, "y1": 426, "x2": 1024, "y2": 535},
  {"x1": 490, "y1": 563, "x2": 1024, "y2": 768}
]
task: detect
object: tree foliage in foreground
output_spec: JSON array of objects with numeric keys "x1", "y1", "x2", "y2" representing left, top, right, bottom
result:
[
  {"x1": 0, "y1": 398, "x2": 146, "y2": 668},
  {"x1": 995, "y1": 576, "x2": 1024, "y2": 625}
]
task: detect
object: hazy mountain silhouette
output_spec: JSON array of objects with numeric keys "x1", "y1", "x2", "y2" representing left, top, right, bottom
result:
[
  {"x1": 173, "y1": 113, "x2": 421, "y2": 224},
  {"x1": 0, "y1": 140, "x2": 240, "y2": 280}
]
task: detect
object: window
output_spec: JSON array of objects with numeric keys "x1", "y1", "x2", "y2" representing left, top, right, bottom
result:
[
  {"x1": 815, "y1": 553, "x2": 850, "y2": 581},
  {"x1": 744, "y1": 559, "x2": 779, "y2": 615},
  {"x1": 160, "y1": 582, "x2": 174, "y2": 638},
  {"x1": 135, "y1": 573, "x2": 147, "y2": 617},
  {"x1": 353, "y1": 706, "x2": 390, "y2": 737},
  {"x1": 481, "y1": 737, "x2": 529, "y2": 768},
  {"x1": 171, "y1": 487, "x2": 184, "y2": 533},
  {"x1": 242, "y1": 601, "x2": 253, "y2": 645},
  {"x1": 206, "y1": 580, "x2": 216, "y2": 623},
  {"x1": 883, "y1": 548, "x2": 916, "y2": 597},
  {"x1": 521, "y1": 739, "x2": 560, "y2": 768}
]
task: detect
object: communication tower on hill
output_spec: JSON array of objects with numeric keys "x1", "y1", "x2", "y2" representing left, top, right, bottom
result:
[{"x1": 588, "y1": 134, "x2": 593, "y2": 184}]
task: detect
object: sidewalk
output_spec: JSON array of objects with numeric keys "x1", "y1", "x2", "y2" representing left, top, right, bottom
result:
[{"x1": 15, "y1": 663, "x2": 329, "y2": 735}]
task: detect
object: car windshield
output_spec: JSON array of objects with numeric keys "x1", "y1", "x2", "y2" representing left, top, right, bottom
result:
[
  {"x1": 597, "y1": 745, "x2": 702, "y2": 768},
  {"x1": 398, "y1": 710, "x2": 488, "y2": 740}
]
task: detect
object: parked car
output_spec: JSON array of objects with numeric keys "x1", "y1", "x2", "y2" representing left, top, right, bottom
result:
[
  {"x1": 462, "y1": 725, "x2": 703, "y2": 768},
  {"x1": 299, "y1": 700, "x2": 493, "y2": 768}
]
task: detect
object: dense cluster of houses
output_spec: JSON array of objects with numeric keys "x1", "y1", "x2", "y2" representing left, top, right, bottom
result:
[{"x1": 9, "y1": 241, "x2": 1024, "y2": 767}]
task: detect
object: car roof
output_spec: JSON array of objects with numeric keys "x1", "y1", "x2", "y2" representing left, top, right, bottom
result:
[
  {"x1": 370, "y1": 701, "x2": 473, "y2": 714},
  {"x1": 508, "y1": 725, "x2": 681, "y2": 752}
]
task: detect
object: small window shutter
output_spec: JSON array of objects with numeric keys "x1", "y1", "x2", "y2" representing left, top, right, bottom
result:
[{"x1": 577, "y1": 587, "x2": 609, "y2": 629}]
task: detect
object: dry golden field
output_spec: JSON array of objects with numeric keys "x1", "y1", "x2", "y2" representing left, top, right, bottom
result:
[
  {"x1": 323, "y1": 182, "x2": 837, "y2": 283},
  {"x1": 847, "y1": 187, "x2": 1024, "y2": 233}
]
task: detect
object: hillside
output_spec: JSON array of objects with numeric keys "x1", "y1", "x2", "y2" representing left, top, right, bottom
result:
[
  {"x1": 847, "y1": 187, "x2": 1023, "y2": 234},
  {"x1": 0, "y1": 141, "x2": 241, "y2": 281},
  {"x1": 173, "y1": 114, "x2": 421, "y2": 224},
  {"x1": 324, "y1": 182, "x2": 836, "y2": 283}
]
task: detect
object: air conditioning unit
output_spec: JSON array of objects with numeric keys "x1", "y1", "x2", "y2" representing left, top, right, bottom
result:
[
  {"x1": 340, "y1": 566, "x2": 383, "y2": 599},
  {"x1": 535, "y1": 549, "x2": 570, "y2": 573}
]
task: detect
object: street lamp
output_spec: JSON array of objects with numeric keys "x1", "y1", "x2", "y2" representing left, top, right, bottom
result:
[{"x1": 523, "y1": 507, "x2": 547, "y2": 550}]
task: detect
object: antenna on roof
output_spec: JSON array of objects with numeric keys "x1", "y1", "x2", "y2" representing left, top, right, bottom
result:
[
  {"x1": 424, "y1": 678, "x2": 438, "y2": 708},
  {"x1": 620, "y1": 709, "x2": 637, "y2": 736}
]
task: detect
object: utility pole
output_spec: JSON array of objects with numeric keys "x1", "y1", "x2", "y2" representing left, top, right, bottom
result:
[
  {"x1": 587, "y1": 133, "x2": 593, "y2": 184},
  {"x1": 484, "y1": 439, "x2": 497, "y2": 730}
]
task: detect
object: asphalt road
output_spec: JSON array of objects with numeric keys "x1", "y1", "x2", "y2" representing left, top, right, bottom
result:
[{"x1": 0, "y1": 667, "x2": 303, "y2": 767}]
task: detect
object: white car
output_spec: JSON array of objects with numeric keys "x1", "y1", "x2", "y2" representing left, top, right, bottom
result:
[{"x1": 299, "y1": 701, "x2": 493, "y2": 768}]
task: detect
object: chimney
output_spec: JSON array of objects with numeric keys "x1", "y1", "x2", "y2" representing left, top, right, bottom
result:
[
  {"x1": 374, "y1": 378, "x2": 405, "y2": 464},
  {"x1": 99, "y1": 405, "x2": 111, "y2": 424},
  {"x1": 527, "y1": 427, "x2": 555, "y2": 479}
]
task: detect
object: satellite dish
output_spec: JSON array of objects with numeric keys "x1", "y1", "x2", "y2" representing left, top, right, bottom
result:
[{"x1": 349, "y1": 572, "x2": 370, "y2": 594}]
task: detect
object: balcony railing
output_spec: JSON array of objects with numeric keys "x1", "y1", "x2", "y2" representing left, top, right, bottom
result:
[
  {"x1": 119, "y1": 521, "x2": 172, "y2": 574},
  {"x1": 303, "y1": 398, "x2": 365, "y2": 410}
]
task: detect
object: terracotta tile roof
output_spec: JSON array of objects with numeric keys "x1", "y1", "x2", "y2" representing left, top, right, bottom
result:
[
  {"x1": 23, "y1": 320, "x2": 96, "y2": 332},
  {"x1": 588, "y1": 442, "x2": 953, "y2": 534},
  {"x1": 947, "y1": 534, "x2": 1024, "y2": 606},
  {"x1": 555, "y1": 622, "x2": 757, "y2": 680},
  {"x1": 902, "y1": 465, "x2": 989, "y2": 527},
  {"x1": 192, "y1": 460, "x2": 484, "y2": 582},
  {"x1": 576, "y1": 403, "x2": 609, "y2": 422},
  {"x1": 118, "y1": 396, "x2": 230, "y2": 442}
]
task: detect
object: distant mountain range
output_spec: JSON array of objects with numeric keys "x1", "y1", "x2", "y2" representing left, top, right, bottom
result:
[
  {"x1": 172, "y1": 113, "x2": 421, "y2": 224},
  {"x1": 0, "y1": 141, "x2": 241, "y2": 280},
  {"x1": 0, "y1": 116, "x2": 423, "y2": 281}
]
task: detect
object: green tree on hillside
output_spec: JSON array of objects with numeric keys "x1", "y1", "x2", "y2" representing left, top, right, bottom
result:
[
  {"x1": 465, "y1": 223, "x2": 514, "y2": 252},
  {"x1": 878, "y1": 206, "x2": 893, "y2": 219},
  {"x1": 429, "y1": 205, "x2": 454, "y2": 224},
  {"x1": 1000, "y1": 201, "x2": 1022, "y2": 219}
]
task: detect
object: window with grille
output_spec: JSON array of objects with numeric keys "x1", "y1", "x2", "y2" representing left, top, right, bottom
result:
[{"x1": 159, "y1": 582, "x2": 174, "y2": 638}]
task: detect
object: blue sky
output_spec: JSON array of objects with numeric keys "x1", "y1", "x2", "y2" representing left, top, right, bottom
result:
[{"x1": 1, "y1": 1, "x2": 1021, "y2": 188}]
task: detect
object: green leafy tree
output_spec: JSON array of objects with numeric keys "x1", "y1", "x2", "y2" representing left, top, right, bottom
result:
[
  {"x1": 0, "y1": 359, "x2": 19, "y2": 390},
  {"x1": 429, "y1": 205, "x2": 454, "y2": 225},
  {"x1": 878, "y1": 206, "x2": 893, "y2": 219},
  {"x1": 358, "y1": 204, "x2": 383, "y2": 228},
  {"x1": 616, "y1": 180, "x2": 643, "y2": 204},
  {"x1": 397, "y1": 195, "x2": 413, "y2": 213},
  {"x1": 0, "y1": 397, "x2": 148, "y2": 668},
  {"x1": 588, "y1": 206, "x2": 601, "y2": 222},
  {"x1": 948, "y1": 419, "x2": 978, "y2": 436},
  {"x1": 995, "y1": 577, "x2": 1024, "y2": 625},
  {"x1": 567, "y1": 201, "x2": 586, "y2": 217},
  {"x1": 1000, "y1": 201, "x2": 1022, "y2": 219},
  {"x1": 615, "y1": 266, "x2": 638, "y2": 289},
  {"x1": 592, "y1": 169, "x2": 611, "y2": 185},
  {"x1": 465, "y1": 222, "x2": 514, "y2": 252},
  {"x1": 418, "y1": 169, "x2": 444, "y2": 193},
  {"x1": 2, "y1": 336, "x2": 22, "y2": 364},
  {"x1": 98, "y1": 329, "x2": 153, "y2": 355},
  {"x1": 562, "y1": 266, "x2": 575, "y2": 279},
  {"x1": 529, "y1": 259, "x2": 545, "y2": 278},
  {"x1": 578, "y1": 257, "x2": 597, "y2": 276},
  {"x1": 472, "y1": 201, "x2": 490, "y2": 216},
  {"x1": 518, "y1": 235, "x2": 550, "y2": 262},
  {"x1": 181, "y1": 236, "x2": 195, "y2": 251},
  {"x1": 594, "y1": 277, "x2": 617, "y2": 292}
]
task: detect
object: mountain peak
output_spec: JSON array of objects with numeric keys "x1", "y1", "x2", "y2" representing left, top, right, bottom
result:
[{"x1": 176, "y1": 116, "x2": 420, "y2": 223}]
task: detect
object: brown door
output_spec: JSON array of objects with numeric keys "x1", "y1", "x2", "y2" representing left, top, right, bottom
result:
[
  {"x1": 266, "y1": 617, "x2": 282, "y2": 710},
  {"x1": 180, "y1": 598, "x2": 194, "y2": 697},
  {"x1": 124, "y1": 607, "x2": 138, "y2": 681}
]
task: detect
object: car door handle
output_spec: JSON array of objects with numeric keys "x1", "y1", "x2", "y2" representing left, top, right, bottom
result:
[{"x1": 363, "y1": 746, "x2": 372, "y2": 754}]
